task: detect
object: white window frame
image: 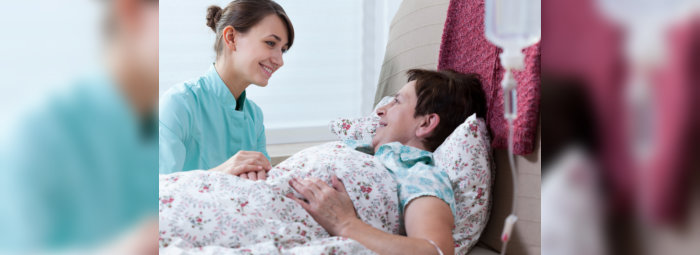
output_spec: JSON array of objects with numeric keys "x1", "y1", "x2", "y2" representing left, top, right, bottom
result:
[{"x1": 266, "y1": 0, "x2": 400, "y2": 145}]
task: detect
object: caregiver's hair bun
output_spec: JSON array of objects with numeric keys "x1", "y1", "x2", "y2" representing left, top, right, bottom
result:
[
  {"x1": 206, "y1": 5, "x2": 223, "y2": 32},
  {"x1": 207, "y1": 0, "x2": 294, "y2": 57}
]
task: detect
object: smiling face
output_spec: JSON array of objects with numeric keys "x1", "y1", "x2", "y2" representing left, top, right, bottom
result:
[
  {"x1": 228, "y1": 14, "x2": 289, "y2": 86},
  {"x1": 372, "y1": 81, "x2": 428, "y2": 151}
]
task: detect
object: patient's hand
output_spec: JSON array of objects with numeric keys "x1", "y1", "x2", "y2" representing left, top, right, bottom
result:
[
  {"x1": 287, "y1": 176, "x2": 358, "y2": 236},
  {"x1": 209, "y1": 151, "x2": 271, "y2": 180}
]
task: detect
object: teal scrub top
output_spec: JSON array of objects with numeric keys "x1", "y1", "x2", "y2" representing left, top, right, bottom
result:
[
  {"x1": 0, "y1": 71, "x2": 158, "y2": 251},
  {"x1": 159, "y1": 64, "x2": 269, "y2": 174}
]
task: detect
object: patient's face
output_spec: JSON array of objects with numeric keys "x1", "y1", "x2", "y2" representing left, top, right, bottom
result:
[{"x1": 372, "y1": 81, "x2": 423, "y2": 150}]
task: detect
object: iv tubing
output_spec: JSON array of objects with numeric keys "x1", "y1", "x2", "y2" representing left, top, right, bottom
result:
[{"x1": 500, "y1": 70, "x2": 519, "y2": 255}]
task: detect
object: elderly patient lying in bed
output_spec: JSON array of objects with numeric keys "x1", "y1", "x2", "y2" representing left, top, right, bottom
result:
[{"x1": 159, "y1": 69, "x2": 486, "y2": 255}]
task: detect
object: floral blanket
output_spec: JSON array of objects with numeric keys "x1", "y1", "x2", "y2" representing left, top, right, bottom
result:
[{"x1": 159, "y1": 142, "x2": 400, "y2": 254}]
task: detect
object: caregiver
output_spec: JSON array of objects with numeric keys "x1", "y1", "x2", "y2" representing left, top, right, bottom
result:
[{"x1": 159, "y1": 0, "x2": 294, "y2": 180}]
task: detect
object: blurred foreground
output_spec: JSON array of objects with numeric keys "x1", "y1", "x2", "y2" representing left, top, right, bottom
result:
[
  {"x1": 0, "y1": 0, "x2": 159, "y2": 254},
  {"x1": 542, "y1": 0, "x2": 700, "y2": 254}
]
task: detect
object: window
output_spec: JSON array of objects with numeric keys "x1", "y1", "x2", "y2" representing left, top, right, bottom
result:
[{"x1": 160, "y1": 0, "x2": 401, "y2": 144}]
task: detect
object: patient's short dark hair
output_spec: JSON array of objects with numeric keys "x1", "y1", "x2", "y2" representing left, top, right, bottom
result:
[{"x1": 408, "y1": 69, "x2": 486, "y2": 151}]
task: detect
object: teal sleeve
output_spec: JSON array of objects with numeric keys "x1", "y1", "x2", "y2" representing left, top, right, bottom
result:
[
  {"x1": 159, "y1": 123, "x2": 186, "y2": 174},
  {"x1": 158, "y1": 90, "x2": 191, "y2": 174},
  {"x1": 257, "y1": 124, "x2": 270, "y2": 161},
  {"x1": 251, "y1": 102, "x2": 269, "y2": 161},
  {"x1": 397, "y1": 163, "x2": 457, "y2": 219}
]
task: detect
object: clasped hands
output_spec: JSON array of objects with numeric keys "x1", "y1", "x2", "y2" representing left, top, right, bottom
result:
[{"x1": 209, "y1": 151, "x2": 272, "y2": 180}]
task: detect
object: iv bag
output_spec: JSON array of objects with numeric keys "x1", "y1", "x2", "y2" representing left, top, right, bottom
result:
[{"x1": 485, "y1": 0, "x2": 541, "y2": 69}]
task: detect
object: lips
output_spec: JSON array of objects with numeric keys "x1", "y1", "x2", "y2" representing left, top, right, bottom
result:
[
  {"x1": 378, "y1": 121, "x2": 388, "y2": 128},
  {"x1": 260, "y1": 63, "x2": 273, "y2": 78}
]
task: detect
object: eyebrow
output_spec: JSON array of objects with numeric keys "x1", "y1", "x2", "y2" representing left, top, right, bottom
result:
[{"x1": 268, "y1": 34, "x2": 282, "y2": 42}]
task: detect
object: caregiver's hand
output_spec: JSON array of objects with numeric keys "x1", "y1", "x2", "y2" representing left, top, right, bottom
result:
[
  {"x1": 286, "y1": 176, "x2": 359, "y2": 236},
  {"x1": 209, "y1": 151, "x2": 272, "y2": 180}
]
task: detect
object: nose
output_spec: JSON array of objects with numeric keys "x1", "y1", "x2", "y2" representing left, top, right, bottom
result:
[
  {"x1": 271, "y1": 50, "x2": 284, "y2": 68},
  {"x1": 376, "y1": 105, "x2": 387, "y2": 117}
]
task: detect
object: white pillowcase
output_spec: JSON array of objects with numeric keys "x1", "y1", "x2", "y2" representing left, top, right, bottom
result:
[{"x1": 328, "y1": 96, "x2": 493, "y2": 253}]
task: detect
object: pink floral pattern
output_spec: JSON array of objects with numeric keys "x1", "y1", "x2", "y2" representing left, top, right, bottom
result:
[
  {"x1": 433, "y1": 115, "x2": 493, "y2": 254},
  {"x1": 159, "y1": 142, "x2": 400, "y2": 254},
  {"x1": 329, "y1": 116, "x2": 380, "y2": 143},
  {"x1": 329, "y1": 96, "x2": 393, "y2": 143}
]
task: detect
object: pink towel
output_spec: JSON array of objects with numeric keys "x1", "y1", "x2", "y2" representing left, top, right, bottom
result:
[{"x1": 438, "y1": 0, "x2": 541, "y2": 155}]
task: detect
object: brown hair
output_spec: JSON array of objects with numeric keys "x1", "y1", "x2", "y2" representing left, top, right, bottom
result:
[
  {"x1": 206, "y1": 0, "x2": 294, "y2": 57},
  {"x1": 408, "y1": 69, "x2": 487, "y2": 151}
]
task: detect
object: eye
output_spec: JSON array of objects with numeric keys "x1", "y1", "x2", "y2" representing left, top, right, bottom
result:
[
  {"x1": 393, "y1": 96, "x2": 399, "y2": 104},
  {"x1": 265, "y1": 41, "x2": 275, "y2": 47},
  {"x1": 281, "y1": 47, "x2": 288, "y2": 54}
]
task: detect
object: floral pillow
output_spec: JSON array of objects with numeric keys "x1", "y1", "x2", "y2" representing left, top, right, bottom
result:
[
  {"x1": 433, "y1": 115, "x2": 493, "y2": 254},
  {"x1": 329, "y1": 101, "x2": 493, "y2": 253},
  {"x1": 329, "y1": 96, "x2": 393, "y2": 143}
]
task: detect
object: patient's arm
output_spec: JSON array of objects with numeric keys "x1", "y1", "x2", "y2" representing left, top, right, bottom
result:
[
  {"x1": 342, "y1": 198, "x2": 454, "y2": 255},
  {"x1": 288, "y1": 176, "x2": 454, "y2": 255}
]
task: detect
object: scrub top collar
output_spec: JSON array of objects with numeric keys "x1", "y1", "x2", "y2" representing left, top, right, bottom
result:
[
  {"x1": 375, "y1": 141, "x2": 434, "y2": 167},
  {"x1": 204, "y1": 63, "x2": 247, "y2": 111},
  {"x1": 344, "y1": 140, "x2": 435, "y2": 167}
]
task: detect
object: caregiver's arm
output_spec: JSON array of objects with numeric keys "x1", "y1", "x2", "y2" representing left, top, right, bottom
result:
[
  {"x1": 288, "y1": 177, "x2": 454, "y2": 255},
  {"x1": 159, "y1": 92, "x2": 191, "y2": 174},
  {"x1": 159, "y1": 123, "x2": 187, "y2": 174},
  {"x1": 160, "y1": 117, "x2": 268, "y2": 178}
]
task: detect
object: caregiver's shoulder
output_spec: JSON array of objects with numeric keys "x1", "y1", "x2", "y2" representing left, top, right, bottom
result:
[
  {"x1": 243, "y1": 97, "x2": 264, "y2": 120},
  {"x1": 159, "y1": 78, "x2": 207, "y2": 120}
]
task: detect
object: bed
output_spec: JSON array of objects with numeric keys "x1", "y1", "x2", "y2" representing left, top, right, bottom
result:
[{"x1": 159, "y1": 110, "x2": 494, "y2": 254}]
